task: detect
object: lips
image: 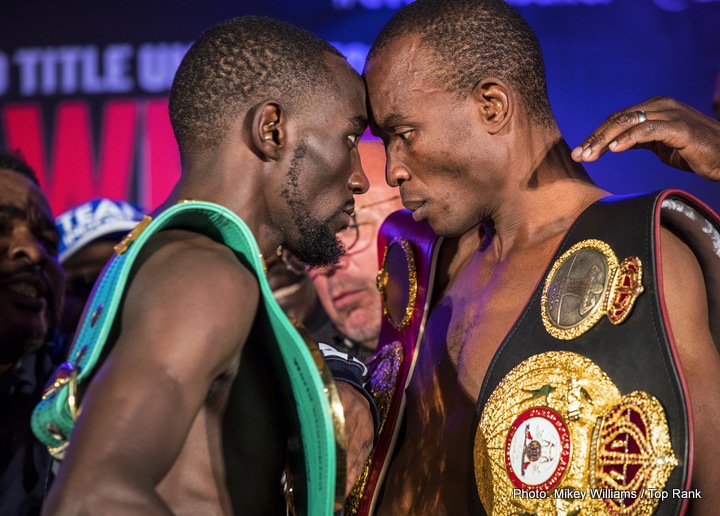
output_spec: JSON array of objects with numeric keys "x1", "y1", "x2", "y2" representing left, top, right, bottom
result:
[
  {"x1": 5, "y1": 281, "x2": 40, "y2": 298},
  {"x1": 331, "y1": 288, "x2": 368, "y2": 310},
  {"x1": 402, "y1": 199, "x2": 428, "y2": 221},
  {"x1": 329, "y1": 201, "x2": 356, "y2": 232},
  {"x1": 402, "y1": 199, "x2": 425, "y2": 212},
  {"x1": 343, "y1": 202, "x2": 356, "y2": 217},
  {"x1": 1, "y1": 272, "x2": 49, "y2": 310}
]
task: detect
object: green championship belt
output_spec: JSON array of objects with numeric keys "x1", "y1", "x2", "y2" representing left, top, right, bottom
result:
[{"x1": 32, "y1": 200, "x2": 345, "y2": 515}]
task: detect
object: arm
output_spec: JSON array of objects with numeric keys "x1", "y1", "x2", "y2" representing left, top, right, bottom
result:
[
  {"x1": 659, "y1": 227, "x2": 720, "y2": 512},
  {"x1": 43, "y1": 235, "x2": 259, "y2": 514},
  {"x1": 571, "y1": 97, "x2": 720, "y2": 180},
  {"x1": 318, "y1": 343, "x2": 376, "y2": 496},
  {"x1": 336, "y1": 382, "x2": 374, "y2": 497}
]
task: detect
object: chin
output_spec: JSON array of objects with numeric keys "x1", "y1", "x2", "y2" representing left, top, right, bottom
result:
[
  {"x1": 342, "y1": 312, "x2": 381, "y2": 344},
  {"x1": 429, "y1": 213, "x2": 478, "y2": 238},
  {"x1": 428, "y1": 220, "x2": 463, "y2": 238}
]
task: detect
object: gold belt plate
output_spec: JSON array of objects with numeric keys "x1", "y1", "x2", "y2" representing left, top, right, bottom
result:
[
  {"x1": 474, "y1": 351, "x2": 677, "y2": 515},
  {"x1": 541, "y1": 239, "x2": 644, "y2": 340}
]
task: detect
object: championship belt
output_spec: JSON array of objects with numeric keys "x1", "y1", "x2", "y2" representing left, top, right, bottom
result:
[
  {"x1": 345, "y1": 209, "x2": 441, "y2": 515},
  {"x1": 32, "y1": 200, "x2": 345, "y2": 516},
  {"x1": 473, "y1": 191, "x2": 720, "y2": 515}
]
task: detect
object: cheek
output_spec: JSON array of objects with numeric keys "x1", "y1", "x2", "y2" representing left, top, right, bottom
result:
[
  {"x1": 354, "y1": 246, "x2": 381, "y2": 280},
  {"x1": 307, "y1": 138, "x2": 352, "y2": 186},
  {"x1": 312, "y1": 276, "x2": 332, "y2": 304},
  {"x1": 48, "y1": 261, "x2": 65, "y2": 305}
]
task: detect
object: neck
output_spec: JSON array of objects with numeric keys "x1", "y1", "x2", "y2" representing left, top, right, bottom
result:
[
  {"x1": 485, "y1": 131, "x2": 607, "y2": 260},
  {"x1": 158, "y1": 150, "x2": 283, "y2": 259}
]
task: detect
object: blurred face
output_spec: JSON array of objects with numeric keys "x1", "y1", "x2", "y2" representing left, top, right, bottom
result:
[
  {"x1": 266, "y1": 250, "x2": 318, "y2": 324},
  {"x1": 364, "y1": 35, "x2": 501, "y2": 237},
  {"x1": 59, "y1": 239, "x2": 116, "y2": 334},
  {"x1": 0, "y1": 169, "x2": 63, "y2": 364},
  {"x1": 309, "y1": 141, "x2": 403, "y2": 348},
  {"x1": 277, "y1": 53, "x2": 370, "y2": 267}
]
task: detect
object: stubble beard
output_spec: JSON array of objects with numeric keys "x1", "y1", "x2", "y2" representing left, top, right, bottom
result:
[{"x1": 281, "y1": 143, "x2": 344, "y2": 268}]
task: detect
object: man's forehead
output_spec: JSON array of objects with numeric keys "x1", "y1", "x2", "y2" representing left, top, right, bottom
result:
[
  {"x1": 0, "y1": 168, "x2": 34, "y2": 204},
  {"x1": 0, "y1": 168, "x2": 52, "y2": 219},
  {"x1": 364, "y1": 35, "x2": 441, "y2": 122},
  {"x1": 365, "y1": 33, "x2": 432, "y2": 83},
  {"x1": 325, "y1": 52, "x2": 365, "y2": 101}
]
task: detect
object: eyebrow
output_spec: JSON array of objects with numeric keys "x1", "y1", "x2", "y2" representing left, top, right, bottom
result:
[
  {"x1": 0, "y1": 205, "x2": 26, "y2": 219},
  {"x1": 349, "y1": 115, "x2": 368, "y2": 131},
  {"x1": 377, "y1": 113, "x2": 409, "y2": 129},
  {"x1": 0, "y1": 204, "x2": 56, "y2": 233}
]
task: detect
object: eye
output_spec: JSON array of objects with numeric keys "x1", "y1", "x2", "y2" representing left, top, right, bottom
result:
[
  {"x1": 396, "y1": 128, "x2": 414, "y2": 142},
  {"x1": 0, "y1": 217, "x2": 12, "y2": 236},
  {"x1": 41, "y1": 231, "x2": 60, "y2": 256}
]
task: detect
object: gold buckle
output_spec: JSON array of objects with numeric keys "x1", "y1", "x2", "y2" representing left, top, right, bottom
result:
[
  {"x1": 114, "y1": 215, "x2": 153, "y2": 255},
  {"x1": 42, "y1": 361, "x2": 79, "y2": 421}
]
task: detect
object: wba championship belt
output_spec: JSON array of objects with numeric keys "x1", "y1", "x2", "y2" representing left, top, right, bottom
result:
[
  {"x1": 32, "y1": 201, "x2": 345, "y2": 516},
  {"x1": 473, "y1": 191, "x2": 720, "y2": 515},
  {"x1": 345, "y1": 209, "x2": 441, "y2": 515}
]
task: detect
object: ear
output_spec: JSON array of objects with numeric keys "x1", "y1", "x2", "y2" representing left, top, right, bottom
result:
[
  {"x1": 250, "y1": 101, "x2": 286, "y2": 161},
  {"x1": 471, "y1": 78, "x2": 513, "y2": 135}
]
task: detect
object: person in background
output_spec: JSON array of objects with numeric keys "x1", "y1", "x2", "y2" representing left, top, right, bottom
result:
[
  {"x1": 0, "y1": 152, "x2": 64, "y2": 515},
  {"x1": 55, "y1": 198, "x2": 147, "y2": 335},
  {"x1": 309, "y1": 140, "x2": 404, "y2": 362},
  {"x1": 266, "y1": 249, "x2": 332, "y2": 335}
]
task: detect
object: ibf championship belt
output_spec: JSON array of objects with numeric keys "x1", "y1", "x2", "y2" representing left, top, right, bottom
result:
[
  {"x1": 344, "y1": 209, "x2": 441, "y2": 515},
  {"x1": 473, "y1": 191, "x2": 720, "y2": 515}
]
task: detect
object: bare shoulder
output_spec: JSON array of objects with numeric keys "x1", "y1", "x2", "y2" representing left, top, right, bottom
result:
[
  {"x1": 658, "y1": 226, "x2": 712, "y2": 346},
  {"x1": 659, "y1": 226, "x2": 720, "y2": 508},
  {"x1": 121, "y1": 229, "x2": 261, "y2": 378}
]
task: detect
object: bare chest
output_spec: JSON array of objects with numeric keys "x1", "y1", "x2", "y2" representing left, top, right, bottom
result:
[
  {"x1": 378, "y1": 250, "x2": 554, "y2": 514},
  {"x1": 443, "y1": 253, "x2": 550, "y2": 400}
]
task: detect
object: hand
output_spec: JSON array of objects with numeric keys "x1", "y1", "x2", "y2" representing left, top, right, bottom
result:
[
  {"x1": 571, "y1": 96, "x2": 720, "y2": 181},
  {"x1": 335, "y1": 381, "x2": 374, "y2": 497}
]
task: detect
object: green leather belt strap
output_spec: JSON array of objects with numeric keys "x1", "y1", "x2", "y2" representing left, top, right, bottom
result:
[{"x1": 32, "y1": 200, "x2": 338, "y2": 515}]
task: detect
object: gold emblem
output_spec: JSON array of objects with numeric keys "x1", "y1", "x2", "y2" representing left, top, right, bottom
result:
[
  {"x1": 377, "y1": 238, "x2": 418, "y2": 330},
  {"x1": 474, "y1": 351, "x2": 677, "y2": 516},
  {"x1": 541, "y1": 240, "x2": 644, "y2": 340},
  {"x1": 113, "y1": 215, "x2": 153, "y2": 255}
]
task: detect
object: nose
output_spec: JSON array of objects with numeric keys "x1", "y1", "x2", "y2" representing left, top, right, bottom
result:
[
  {"x1": 385, "y1": 145, "x2": 410, "y2": 187},
  {"x1": 8, "y1": 224, "x2": 47, "y2": 265},
  {"x1": 348, "y1": 152, "x2": 369, "y2": 195}
]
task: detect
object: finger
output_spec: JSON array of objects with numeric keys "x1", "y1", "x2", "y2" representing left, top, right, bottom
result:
[
  {"x1": 607, "y1": 118, "x2": 688, "y2": 154},
  {"x1": 571, "y1": 110, "x2": 646, "y2": 162},
  {"x1": 571, "y1": 97, "x2": 677, "y2": 162}
]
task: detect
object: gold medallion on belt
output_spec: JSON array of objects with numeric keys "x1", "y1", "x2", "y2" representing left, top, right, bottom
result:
[
  {"x1": 541, "y1": 239, "x2": 644, "y2": 340},
  {"x1": 474, "y1": 351, "x2": 678, "y2": 515}
]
